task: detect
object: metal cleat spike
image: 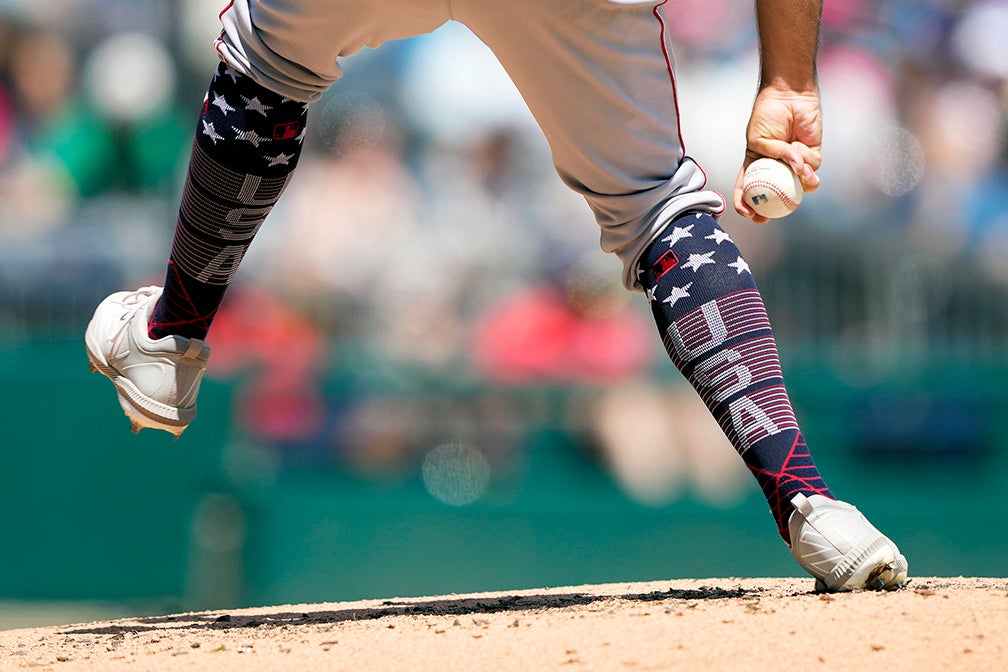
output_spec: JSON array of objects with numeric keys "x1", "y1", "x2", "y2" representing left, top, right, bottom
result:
[
  {"x1": 130, "y1": 422, "x2": 143, "y2": 434},
  {"x1": 88, "y1": 362, "x2": 98, "y2": 373}
]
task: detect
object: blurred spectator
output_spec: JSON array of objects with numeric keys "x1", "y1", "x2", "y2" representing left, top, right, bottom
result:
[
  {"x1": 471, "y1": 253, "x2": 654, "y2": 385},
  {"x1": 0, "y1": 24, "x2": 77, "y2": 232},
  {"x1": 80, "y1": 31, "x2": 191, "y2": 195},
  {"x1": 590, "y1": 382, "x2": 752, "y2": 508},
  {"x1": 209, "y1": 284, "x2": 327, "y2": 444}
]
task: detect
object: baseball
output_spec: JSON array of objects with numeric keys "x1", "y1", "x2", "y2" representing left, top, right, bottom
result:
[{"x1": 741, "y1": 158, "x2": 803, "y2": 219}]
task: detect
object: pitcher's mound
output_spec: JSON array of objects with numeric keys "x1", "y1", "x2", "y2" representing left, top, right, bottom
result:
[{"x1": 2, "y1": 577, "x2": 1005, "y2": 671}]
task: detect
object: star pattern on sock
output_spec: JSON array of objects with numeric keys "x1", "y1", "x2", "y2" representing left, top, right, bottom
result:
[
  {"x1": 661, "y1": 224, "x2": 694, "y2": 247},
  {"x1": 242, "y1": 95, "x2": 273, "y2": 116},
  {"x1": 212, "y1": 92, "x2": 235, "y2": 115},
  {"x1": 202, "y1": 120, "x2": 225, "y2": 144},
  {"x1": 651, "y1": 216, "x2": 754, "y2": 277},
  {"x1": 682, "y1": 251, "x2": 716, "y2": 272},
  {"x1": 233, "y1": 128, "x2": 267, "y2": 147},
  {"x1": 642, "y1": 218, "x2": 757, "y2": 302},
  {"x1": 707, "y1": 228, "x2": 733, "y2": 245},
  {"x1": 201, "y1": 63, "x2": 309, "y2": 170},
  {"x1": 661, "y1": 282, "x2": 692, "y2": 308},
  {"x1": 650, "y1": 221, "x2": 753, "y2": 284},
  {"x1": 728, "y1": 256, "x2": 751, "y2": 275},
  {"x1": 267, "y1": 152, "x2": 293, "y2": 167}
]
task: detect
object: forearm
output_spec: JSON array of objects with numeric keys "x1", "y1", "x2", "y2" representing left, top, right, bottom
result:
[{"x1": 755, "y1": 0, "x2": 822, "y2": 92}]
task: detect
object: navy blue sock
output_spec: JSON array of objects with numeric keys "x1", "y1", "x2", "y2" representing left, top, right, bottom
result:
[
  {"x1": 149, "y1": 62, "x2": 308, "y2": 340},
  {"x1": 639, "y1": 211, "x2": 832, "y2": 542}
]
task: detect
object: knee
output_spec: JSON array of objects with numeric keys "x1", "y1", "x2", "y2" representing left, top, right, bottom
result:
[{"x1": 216, "y1": 0, "x2": 338, "y2": 103}]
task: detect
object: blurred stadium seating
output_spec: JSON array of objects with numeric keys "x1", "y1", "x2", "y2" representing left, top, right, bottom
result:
[{"x1": 2, "y1": 0, "x2": 1008, "y2": 625}]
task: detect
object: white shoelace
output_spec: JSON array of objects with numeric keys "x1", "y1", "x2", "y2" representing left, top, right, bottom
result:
[{"x1": 109, "y1": 286, "x2": 161, "y2": 344}]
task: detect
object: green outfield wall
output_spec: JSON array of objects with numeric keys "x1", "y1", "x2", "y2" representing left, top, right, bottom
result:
[{"x1": 2, "y1": 339, "x2": 1006, "y2": 613}]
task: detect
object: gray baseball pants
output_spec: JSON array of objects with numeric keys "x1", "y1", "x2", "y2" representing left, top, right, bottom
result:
[{"x1": 215, "y1": 0, "x2": 727, "y2": 290}]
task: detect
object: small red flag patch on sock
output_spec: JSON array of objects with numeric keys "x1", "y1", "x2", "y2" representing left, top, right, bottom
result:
[
  {"x1": 273, "y1": 122, "x2": 300, "y2": 140},
  {"x1": 652, "y1": 249, "x2": 679, "y2": 280}
]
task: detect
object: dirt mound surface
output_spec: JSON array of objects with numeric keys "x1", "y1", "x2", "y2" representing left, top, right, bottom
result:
[{"x1": 1, "y1": 577, "x2": 1004, "y2": 671}]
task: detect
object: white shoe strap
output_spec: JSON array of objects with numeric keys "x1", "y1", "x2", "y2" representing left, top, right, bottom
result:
[{"x1": 792, "y1": 492, "x2": 816, "y2": 521}]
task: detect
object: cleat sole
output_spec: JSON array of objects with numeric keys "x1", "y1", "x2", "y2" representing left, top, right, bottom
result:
[{"x1": 85, "y1": 346, "x2": 194, "y2": 438}]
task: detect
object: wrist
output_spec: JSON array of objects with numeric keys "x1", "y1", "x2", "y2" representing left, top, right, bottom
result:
[
  {"x1": 758, "y1": 75, "x2": 819, "y2": 97},
  {"x1": 759, "y1": 68, "x2": 818, "y2": 94}
]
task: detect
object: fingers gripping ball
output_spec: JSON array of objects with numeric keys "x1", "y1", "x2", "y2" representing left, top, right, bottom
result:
[{"x1": 742, "y1": 158, "x2": 803, "y2": 219}]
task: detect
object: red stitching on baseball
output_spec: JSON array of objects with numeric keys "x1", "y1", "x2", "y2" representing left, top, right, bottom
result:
[{"x1": 744, "y1": 180, "x2": 799, "y2": 211}]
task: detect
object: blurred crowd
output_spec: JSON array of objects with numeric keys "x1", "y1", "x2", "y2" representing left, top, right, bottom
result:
[{"x1": 2, "y1": 0, "x2": 1008, "y2": 502}]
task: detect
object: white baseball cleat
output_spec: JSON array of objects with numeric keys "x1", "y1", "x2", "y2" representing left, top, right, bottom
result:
[
  {"x1": 84, "y1": 286, "x2": 210, "y2": 438},
  {"x1": 788, "y1": 493, "x2": 909, "y2": 592}
]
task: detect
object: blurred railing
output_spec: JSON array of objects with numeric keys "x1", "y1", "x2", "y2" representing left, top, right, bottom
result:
[{"x1": 4, "y1": 209, "x2": 1006, "y2": 361}]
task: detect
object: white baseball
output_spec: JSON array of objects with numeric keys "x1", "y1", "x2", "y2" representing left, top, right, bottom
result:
[{"x1": 741, "y1": 158, "x2": 803, "y2": 219}]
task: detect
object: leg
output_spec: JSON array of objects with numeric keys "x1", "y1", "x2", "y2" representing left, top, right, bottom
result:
[
  {"x1": 640, "y1": 214, "x2": 907, "y2": 591},
  {"x1": 460, "y1": 0, "x2": 907, "y2": 590},
  {"x1": 86, "y1": 0, "x2": 450, "y2": 436},
  {"x1": 155, "y1": 0, "x2": 451, "y2": 341},
  {"x1": 639, "y1": 211, "x2": 832, "y2": 541},
  {"x1": 148, "y1": 61, "x2": 308, "y2": 341}
]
